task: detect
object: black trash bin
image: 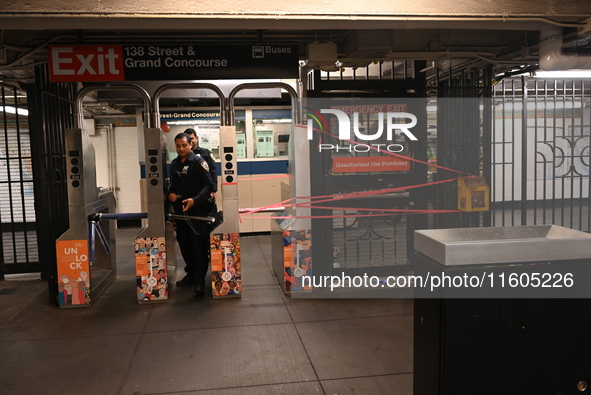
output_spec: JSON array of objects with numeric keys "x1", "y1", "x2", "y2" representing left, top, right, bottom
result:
[{"x1": 413, "y1": 225, "x2": 591, "y2": 395}]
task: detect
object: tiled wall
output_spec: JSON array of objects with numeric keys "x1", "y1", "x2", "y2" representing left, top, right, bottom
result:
[
  {"x1": 216, "y1": 173, "x2": 289, "y2": 233},
  {"x1": 89, "y1": 125, "x2": 142, "y2": 215},
  {"x1": 90, "y1": 128, "x2": 108, "y2": 189},
  {"x1": 114, "y1": 126, "x2": 142, "y2": 213}
]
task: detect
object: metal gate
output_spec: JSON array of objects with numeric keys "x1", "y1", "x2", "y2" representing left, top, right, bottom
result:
[
  {"x1": 307, "y1": 61, "x2": 429, "y2": 277},
  {"x1": 0, "y1": 83, "x2": 38, "y2": 278},
  {"x1": 431, "y1": 66, "x2": 493, "y2": 230},
  {"x1": 491, "y1": 77, "x2": 591, "y2": 231},
  {"x1": 27, "y1": 64, "x2": 77, "y2": 287}
]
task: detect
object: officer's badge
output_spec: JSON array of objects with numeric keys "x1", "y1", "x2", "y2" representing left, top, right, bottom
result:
[
  {"x1": 201, "y1": 161, "x2": 210, "y2": 172},
  {"x1": 181, "y1": 166, "x2": 189, "y2": 174}
]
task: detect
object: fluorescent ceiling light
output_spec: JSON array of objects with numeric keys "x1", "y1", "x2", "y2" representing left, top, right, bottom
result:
[
  {"x1": 534, "y1": 70, "x2": 591, "y2": 79},
  {"x1": 2, "y1": 106, "x2": 28, "y2": 116}
]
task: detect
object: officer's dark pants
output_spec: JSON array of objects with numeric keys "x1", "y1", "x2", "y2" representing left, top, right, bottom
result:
[{"x1": 175, "y1": 220, "x2": 209, "y2": 284}]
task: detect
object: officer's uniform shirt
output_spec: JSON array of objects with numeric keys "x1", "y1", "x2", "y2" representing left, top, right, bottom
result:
[
  {"x1": 169, "y1": 152, "x2": 213, "y2": 216},
  {"x1": 194, "y1": 147, "x2": 217, "y2": 192}
]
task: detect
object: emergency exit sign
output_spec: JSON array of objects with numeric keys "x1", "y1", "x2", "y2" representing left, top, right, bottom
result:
[{"x1": 49, "y1": 44, "x2": 299, "y2": 82}]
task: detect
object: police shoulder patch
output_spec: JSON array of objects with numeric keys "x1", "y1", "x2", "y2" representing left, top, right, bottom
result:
[{"x1": 200, "y1": 161, "x2": 210, "y2": 172}]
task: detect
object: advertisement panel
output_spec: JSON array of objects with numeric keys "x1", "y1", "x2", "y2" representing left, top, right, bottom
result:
[{"x1": 55, "y1": 240, "x2": 90, "y2": 306}]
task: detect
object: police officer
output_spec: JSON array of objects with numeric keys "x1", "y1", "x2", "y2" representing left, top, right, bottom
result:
[
  {"x1": 184, "y1": 128, "x2": 217, "y2": 199},
  {"x1": 168, "y1": 132, "x2": 213, "y2": 296}
]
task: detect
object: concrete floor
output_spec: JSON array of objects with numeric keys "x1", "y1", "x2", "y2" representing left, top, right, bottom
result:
[{"x1": 0, "y1": 229, "x2": 413, "y2": 395}]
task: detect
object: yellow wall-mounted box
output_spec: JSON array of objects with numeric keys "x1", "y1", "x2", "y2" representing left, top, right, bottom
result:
[{"x1": 458, "y1": 177, "x2": 489, "y2": 212}]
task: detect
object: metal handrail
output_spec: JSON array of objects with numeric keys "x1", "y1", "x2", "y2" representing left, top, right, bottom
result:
[
  {"x1": 227, "y1": 82, "x2": 300, "y2": 126},
  {"x1": 152, "y1": 83, "x2": 227, "y2": 128}
]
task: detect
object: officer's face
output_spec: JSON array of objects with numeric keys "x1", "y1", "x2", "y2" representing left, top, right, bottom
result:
[
  {"x1": 175, "y1": 137, "x2": 192, "y2": 159},
  {"x1": 188, "y1": 134, "x2": 198, "y2": 150}
]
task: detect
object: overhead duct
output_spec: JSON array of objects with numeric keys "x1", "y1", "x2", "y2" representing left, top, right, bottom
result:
[
  {"x1": 539, "y1": 26, "x2": 591, "y2": 71},
  {"x1": 345, "y1": 30, "x2": 393, "y2": 59},
  {"x1": 305, "y1": 42, "x2": 340, "y2": 71}
]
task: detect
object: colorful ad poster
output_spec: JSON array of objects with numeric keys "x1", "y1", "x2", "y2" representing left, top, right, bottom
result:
[
  {"x1": 283, "y1": 229, "x2": 313, "y2": 293},
  {"x1": 135, "y1": 236, "x2": 169, "y2": 302},
  {"x1": 211, "y1": 233, "x2": 242, "y2": 297},
  {"x1": 56, "y1": 240, "x2": 91, "y2": 306}
]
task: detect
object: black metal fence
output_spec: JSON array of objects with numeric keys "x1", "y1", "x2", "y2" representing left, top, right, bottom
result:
[
  {"x1": 431, "y1": 66, "x2": 492, "y2": 230},
  {"x1": 0, "y1": 83, "x2": 38, "y2": 278},
  {"x1": 307, "y1": 63, "x2": 428, "y2": 270},
  {"x1": 428, "y1": 70, "x2": 590, "y2": 234},
  {"x1": 491, "y1": 77, "x2": 591, "y2": 231},
  {"x1": 27, "y1": 64, "x2": 77, "y2": 286}
]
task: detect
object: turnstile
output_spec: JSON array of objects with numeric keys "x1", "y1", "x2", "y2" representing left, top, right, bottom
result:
[
  {"x1": 134, "y1": 128, "x2": 176, "y2": 303},
  {"x1": 55, "y1": 129, "x2": 117, "y2": 307}
]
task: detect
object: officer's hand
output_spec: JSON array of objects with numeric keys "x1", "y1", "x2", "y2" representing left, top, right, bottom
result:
[
  {"x1": 211, "y1": 192, "x2": 216, "y2": 200},
  {"x1": 168, "y1": 193, "x2": 178, "y2": 202},
  {"x1": 182, "y1": 198, "x2": 194, "y2": 212}
]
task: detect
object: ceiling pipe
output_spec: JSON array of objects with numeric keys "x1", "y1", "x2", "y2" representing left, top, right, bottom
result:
[{"x1": 539, "y1": 26, "x2": 591, "y2": 71}]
